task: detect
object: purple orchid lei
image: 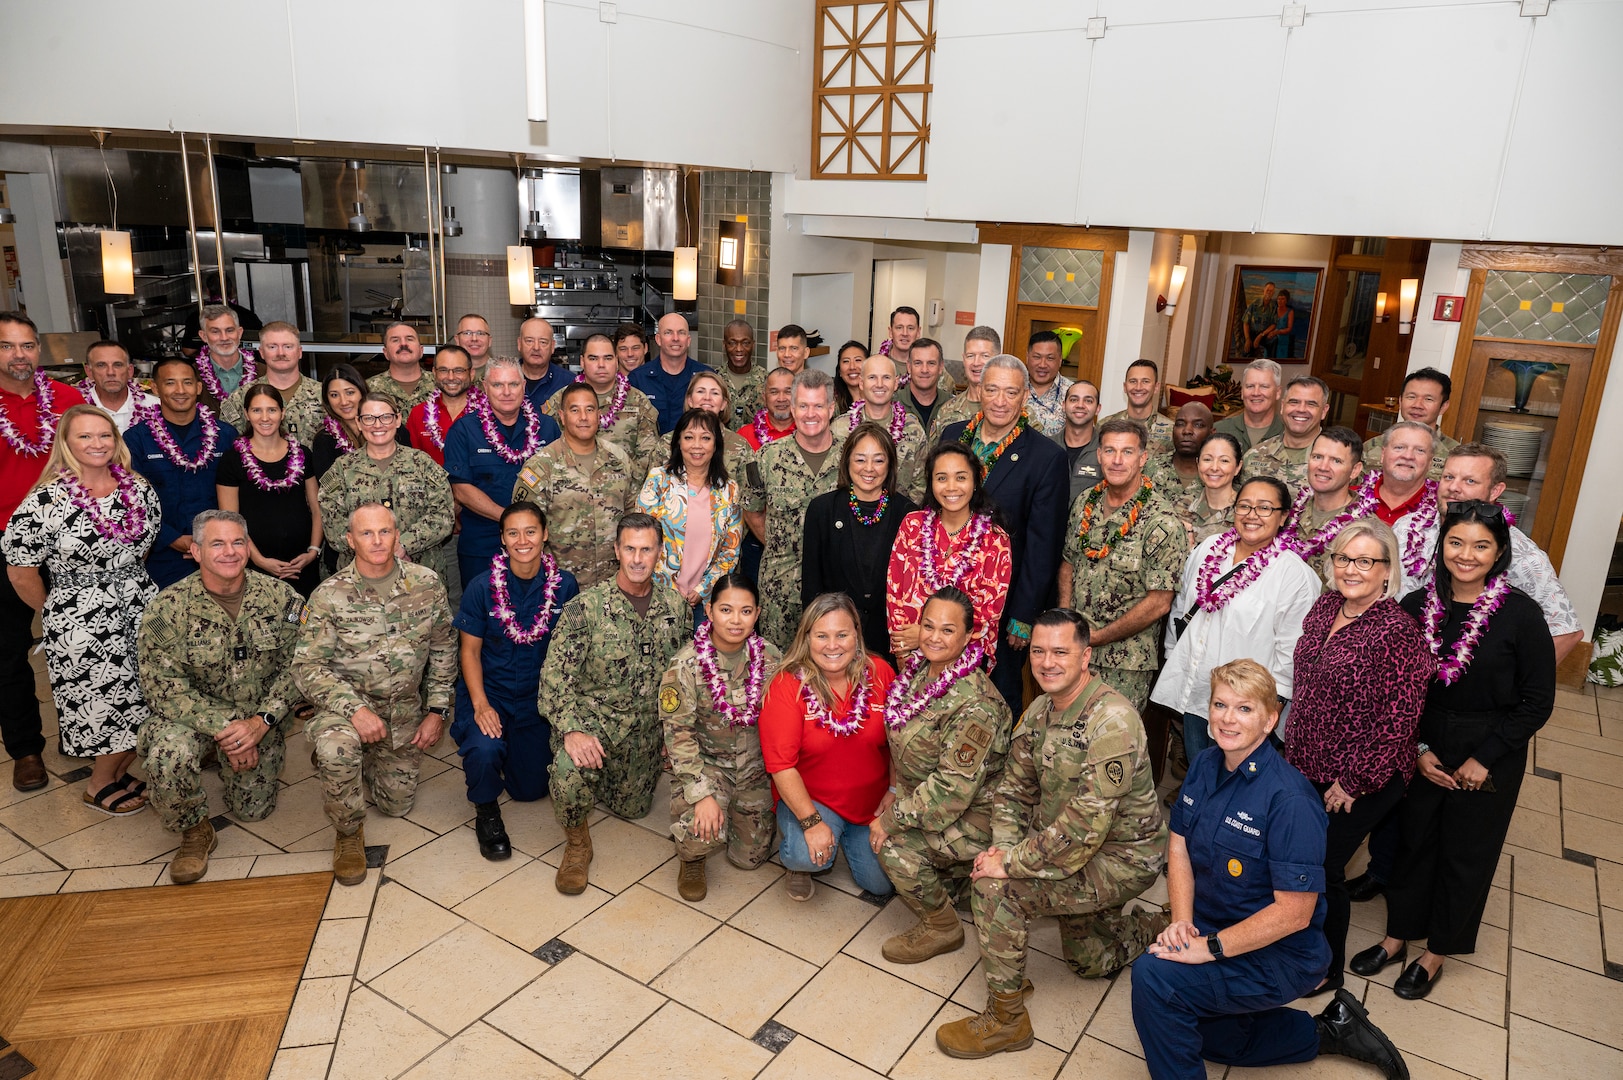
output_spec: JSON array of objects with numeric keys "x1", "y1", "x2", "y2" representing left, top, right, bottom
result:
[
  {"x1": 488, "y1": 551, "x2": 563, "y2": 645},
  {"x1": 693, "y1": 621, "x2": 769, "y2": 727},
  {"x1": 881, "y1": 641, "x2": 986, "y2": 731}
]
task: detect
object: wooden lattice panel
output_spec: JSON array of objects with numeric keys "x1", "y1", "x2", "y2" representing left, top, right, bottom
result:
[{"x1": 812, "y1": 1, "x2": 934, "y2": 180}]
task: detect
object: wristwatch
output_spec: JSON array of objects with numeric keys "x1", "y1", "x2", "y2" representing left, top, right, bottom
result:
[
  {"x1": 798, "y1": 810, "x2": 823, "y2": 831},
  {"x1": 1207, "y1": 933, "x2": 1226, "y2": 960},
  {"x1": 255, "y1": 711, "x2": 276, "y2": 729},
  {"x1": 306, "y1": 545, "x2": 321, "y2": 555},
  {"x1": 1416, "y1": 742, "x2": 1431, "y2": 759}
]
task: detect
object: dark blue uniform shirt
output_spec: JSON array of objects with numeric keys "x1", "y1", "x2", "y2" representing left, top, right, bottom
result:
[
  {"x1": 629, "y1": 356, "x2": 713, "y2": 433},
  {"x1": 1172, "y1": 740, "x2": 1330, "y2": 971},
  {"x1": 523, "y1": 364, "x2": 571, "y2": 414},
  {"x1": 126, "y1": 412, "x2": 239, "y2": 588},
  {"x1": 443, "y1": 407, "x2": 560, "y2": 560},
  {"x1": 454, "y1": 563, "x2": 579, "y2": 706}
]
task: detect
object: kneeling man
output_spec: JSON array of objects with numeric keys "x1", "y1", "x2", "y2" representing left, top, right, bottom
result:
[{"x1": 138, "y1": 510, "x2": 305, "y2": 884}]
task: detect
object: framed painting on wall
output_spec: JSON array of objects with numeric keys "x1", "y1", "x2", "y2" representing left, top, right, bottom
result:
[{"x1": 1225, "y1": 265, "x2": 1323, "y2": 362}]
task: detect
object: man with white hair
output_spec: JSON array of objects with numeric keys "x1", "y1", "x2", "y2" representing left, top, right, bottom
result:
[{"x1": 1213, "y1": 358, "x2": 1284, "y2": 455}]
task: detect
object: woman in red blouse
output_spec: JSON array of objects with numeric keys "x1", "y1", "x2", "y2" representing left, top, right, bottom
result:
[
  {"x1": 885, "y1": 443, "x2": 1012, "y2": 667},
  {"x1": 759, "y1": 592, "x2": 896, "y2": 902},
  {"x1": 1283, "y1": 518, "x2": 1433, "y2": 992}
]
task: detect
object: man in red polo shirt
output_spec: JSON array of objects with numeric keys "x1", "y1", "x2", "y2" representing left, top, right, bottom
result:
[
  {"x1": 1369, "y1": 420, "x2": 1438, "y2": 594},
  {"x1": 406, "y1": 344, "x2": 475, "y2": 467},
  {"x1": 0, "y1": 313, "x2": 86, "y2": 791},
  {"x1": 738, "y1": 366, "x2": 796, "y2": 451}
]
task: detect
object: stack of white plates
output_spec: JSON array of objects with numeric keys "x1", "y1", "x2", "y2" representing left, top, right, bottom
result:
[{"x1": 1482, "y1": 421, "x2": 1543, "y2": 478}]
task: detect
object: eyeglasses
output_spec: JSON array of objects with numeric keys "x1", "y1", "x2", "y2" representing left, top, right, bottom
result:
[
  {"x1": 1235, "y1": 503, "x2": 1282, "y2": 517},
  {"x1": 357, "y1": 413, "x2": 398, "y2": 427},
  {"x1": 456, "y1": 330, "x2": 491, "y2": 339},
  {"x1": 1330, "y1": 554, "x2": 1391, "y2": 571}
]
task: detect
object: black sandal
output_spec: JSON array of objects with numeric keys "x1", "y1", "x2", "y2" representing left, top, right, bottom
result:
[
  {"x1": 84, "y1": 781, "x2": 146, "y2": 816},
  {"x1": 118, "y1": 775, "x2": 147, "y2": 798}
]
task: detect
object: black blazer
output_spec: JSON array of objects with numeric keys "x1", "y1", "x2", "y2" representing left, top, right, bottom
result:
[
  {"x1": 801, "y1": 487, "x2": 918, "y2": 659},
  {"x1": 937, "y1": 422, "x2": 1071, "y2": 630}
]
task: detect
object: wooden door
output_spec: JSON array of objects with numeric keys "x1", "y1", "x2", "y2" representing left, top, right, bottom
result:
[{"x1": 1012, "y1": 303, "x2": 1102, "y2": 387}]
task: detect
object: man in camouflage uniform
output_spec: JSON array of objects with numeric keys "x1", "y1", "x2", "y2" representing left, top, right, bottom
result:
[
  {"x1": 1101, "y1": 359, "x2": 1174, "y2": 456},
  {"x1": 753, "y1": 369, "x2": 845, "y2": 648},
  {"x1": 541, "y1": 512, "x2": 687, "y2": 894},
  {"x1": 1145, "y1": 401, "x2": 1212, "y2": 501},
  {"x1": 218, "y1": 321, "x2": 325, "y2": 447},
  {"x1": 1059, "y1": 418, "x2": 1188, "y2": 713},
  {"x1": 1291, "y1": 427, "x2": 1366, "y2": 557},
  {"x1": 513, "y1": 382, "x2": 639, "y2": 588},
  {"x1": 293, "y1": 503, "x2": 456, "y2": 886},
  {"x1": 936, "y1": 610, "x2": 1168, "y2": 1059},
  {"x1": 831, "y1": 353, "x2": 929, "y2": 501},
  {"x1": 367, "y1": 322, "x2": 434, "y2": 411},
  {"x1": 718, "y1": 318, "x2": 766, "y2": 430},
  {"x1": 137, "y1": 511, "x2": 305, "y2": 884},
  {"x1": 1362, "y1": 366, "x2": 1457, "y2": 480},
  {"x1": 541, "y1": 332, "x2": 662, "y2": 484},
  {"x1": 1241, "y1": 374, "x2": 1329, "y2": 488}
]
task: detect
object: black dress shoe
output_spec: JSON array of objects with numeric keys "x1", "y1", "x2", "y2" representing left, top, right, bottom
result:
[
  {"x1": 1316, "y1": 989, "x2": 1410, "y2": 1079},
  {"x1": 474, "y1": 803, "x2": 512, "y2": 861},
  {"x1": 1349, "y1": 942, "x2": 1408, "y2": 977},
  {"x1": 1393, "y1": 960, "x2": 1439, "y2": 1000},
  {"x1": 1347, "y1": 872, "x2": 1385, "y2": 902}
]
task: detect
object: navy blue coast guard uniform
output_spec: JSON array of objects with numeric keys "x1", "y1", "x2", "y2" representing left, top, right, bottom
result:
[
  {"x1": 442, "y1": 408, "x2": 560, "y2": 589},
  {"x1": 126, "y1": 413, "x2": 238, "y2": 589}
]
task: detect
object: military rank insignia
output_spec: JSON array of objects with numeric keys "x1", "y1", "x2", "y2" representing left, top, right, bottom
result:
[{"x1": 660, "y1": 686, "x2": 680, "y2": 714}]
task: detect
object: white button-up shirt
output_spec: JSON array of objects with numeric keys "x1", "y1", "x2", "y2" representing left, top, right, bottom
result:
[{"x1": 83, "y1": 383, "x2": 159, "y2": 433}]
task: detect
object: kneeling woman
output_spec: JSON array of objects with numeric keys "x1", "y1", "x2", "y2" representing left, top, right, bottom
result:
[
  {"x1": 660, "y1": 573, "x2": 781, "y2": 901},
  {"x1": 759, "y1": 592, "x2": 896, "y2": 902},
  {"x1": 871, "y1": 587, "x2": 1012, "y2": 963},
  {"x1": 452, "y1": 501, "x2": 580, "y2": 860}
]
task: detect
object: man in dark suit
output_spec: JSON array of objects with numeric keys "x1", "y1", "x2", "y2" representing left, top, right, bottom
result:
[{"x1": 938, "y1": 354, "x2": 1071, "y2": 713}]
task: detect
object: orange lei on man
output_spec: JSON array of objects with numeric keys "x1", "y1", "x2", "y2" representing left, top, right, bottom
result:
[{"x1": 1076, "y1": 478, "x2": 1155, "y2": 562}]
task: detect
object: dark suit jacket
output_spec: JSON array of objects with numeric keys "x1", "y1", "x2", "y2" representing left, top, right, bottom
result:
[
  {"x1": 938, "y1": 422, "x2": 1071, "y2": 631},
  {"x1": 801, "y1": 487, "x2": 918, "y2": 659}
]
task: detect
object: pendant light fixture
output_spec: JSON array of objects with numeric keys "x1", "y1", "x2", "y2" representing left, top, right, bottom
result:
[{"x1": 94, "y1": 131, "x2": 134, "y2": 295}]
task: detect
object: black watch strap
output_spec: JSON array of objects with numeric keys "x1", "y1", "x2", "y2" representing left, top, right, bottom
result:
[
  {"x1": 798, "y1": 810, "x2": 823, "y2": 831},
  {"x1": 1207, "y1": 933, "x2": 1225, "y2": 960},
  {"x1": 256, "y1": 711, "x2": 276, "y2": 728}
]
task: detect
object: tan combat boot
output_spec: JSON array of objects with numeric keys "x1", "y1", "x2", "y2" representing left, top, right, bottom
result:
[
  {"x1": 677, "y1": 857, "x2": 707, "y2": 902},
  {"x1": 935, "y1": 987, "x2": 1035, "y2": 1059},
  {"x1": 883, "y1": 901, "x2": 965, "y2": 964},
  {"x1": 333, "y1": 826, "x2": 367, "y2": 886},
  {"x1": 556, "y1": 822, "x2": 593, "y2": 895},
  {"x1": 169, "y1": 818, "x2": 218, "y2": 885}
]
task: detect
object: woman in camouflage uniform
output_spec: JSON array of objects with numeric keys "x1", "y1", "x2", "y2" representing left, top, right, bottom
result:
[
  {"x1": 1177, "y1": 430, "x2": 1242, "y2": 547},
  {"x1": 659, "y1": 573, "x2": 781, "y2": 902},
  {"x1": 317, "y1": 393, "x2": 456, "y2": 593},
  {"x1": 870, "y1": 587, "x2": 1013, "y2": 963}
]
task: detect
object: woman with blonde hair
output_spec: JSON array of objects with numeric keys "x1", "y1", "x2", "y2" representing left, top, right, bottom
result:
[
  {"x1": 758, "y1": 591, "x2": 896, "y2": 901},
  {"x1": 3, "y1": 405, "x2": 162, "y2": 814}
]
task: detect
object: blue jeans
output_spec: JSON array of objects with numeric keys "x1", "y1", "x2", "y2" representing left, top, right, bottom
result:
[{"x1": 776, "y1": 799, "x2": 893, "y2": 896}]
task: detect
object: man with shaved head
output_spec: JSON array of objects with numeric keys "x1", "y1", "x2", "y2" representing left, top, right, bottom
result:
[
  {"x1": 630, "y1": 312, "x2": 713, "y2": 433},
  {"x1": 517, "y1": 317, "x2": 569, "y2": 412}
]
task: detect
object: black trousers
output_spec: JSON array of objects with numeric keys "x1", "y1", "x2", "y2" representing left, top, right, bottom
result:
[
  {"x1": 1313, "y1": 771, "x2": 1408, "y2": 979},
  {"x1": 0, "y1": 537, "x2": 44, "y2": 760},
  {"x1": 991, "y1": 628, "x2": 1028, "y2": 716},
  {"x1": 1384, "y1": 740, "x2": 1523, "y2": 956}
]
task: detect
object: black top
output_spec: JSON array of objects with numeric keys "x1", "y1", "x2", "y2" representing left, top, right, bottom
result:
[
  {"x1": 801, "y1": 486, "x2": 917, "y2": 663},
  {"x1": 215, "y1": 443, "x2": 319, "y2": 597},
  {"x1": 309, "y1": 426, "x2": 412, "y2": 481},
  {"x1": 1399, "y1": 586, "x2": 1555, "y2": 770}
]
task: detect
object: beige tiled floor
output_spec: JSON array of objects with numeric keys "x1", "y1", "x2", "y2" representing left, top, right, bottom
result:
[{"x1": 4, "y1": 671, "x2": 1623, "y2": 1078}]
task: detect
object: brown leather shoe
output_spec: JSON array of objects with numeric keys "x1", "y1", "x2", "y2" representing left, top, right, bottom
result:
[
  {"x1": 883, "y1": 901, "x2": 965, "y2": 964},
  {"x1": 935, "y1": 988, "x2": 1035, "y2": 1059},
  {"x1": 11, "y1": 753, "x2": 46, "y2": 792},
  {"x1": 333, "y1": 826, "x2": 367, "y2": 886},
  {"x1": 169, "y1": 818, "x2": 218, "y2": 885},
  {"x1": 677, "y1": 857, "x2": 708, "y2": 902},
  {"x1": 555, "y1": 822, "x2": 592, "y2": 895},
  {"x1": 785, "y1": 870, "x2": 814, "y2": 901}
]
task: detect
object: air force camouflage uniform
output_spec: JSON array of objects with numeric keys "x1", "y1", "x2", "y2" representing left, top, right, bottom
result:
[
  {"x1": 512, "y1": 440, "x2": 639, "y2": 589},
  {"x1": 292, "y1": 563, "x2": 457, "y2": 833},
  {"x1": 542, "y1": 580, "x2": 688, "y2": 827},
  {"x1": 137, "y1": 573, "x2": 306, "y2": 832},
  {"x1": 877, "y1": 667, "x2": 1013, "y2": 912},
  {"x1": 659, "y1": 638, "x2": 782, "y2": 867},
  {"x1": 975, "y1": 678, "x2": 1168, "y2": 987},
  {"x1": 752, "y1": 434, "x2": 844, "y2": 648}
]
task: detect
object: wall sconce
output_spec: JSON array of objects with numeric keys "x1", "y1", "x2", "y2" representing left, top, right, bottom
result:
[
  {"x1": 1156, "y1": 264, "x2": 1188, "y2": 316},
  {"x1": 1398, "y1": 278, "x2": 1420, "y2": 334},
  {"x1": 1374, "y1": 292, "x2": 1390, "y2": 322},
  {"x1": 507, "y1": 245, "x2": 535, "y2": 305},
  {"x1": 101, "y1": 230, "x2": 135, "y2": 295},
  {"x1": 716, "y1": 218, "x2": 745, "y2": 287},
  {"x1": 523, "y1": 0, "x2": 548, "y2": 122},
  {"x1": 673, "y1": 246, "x2": 699, "y2": 302}
]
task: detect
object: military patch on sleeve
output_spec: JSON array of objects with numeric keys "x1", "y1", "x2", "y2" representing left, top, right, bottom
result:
[
  {"x1": 143, "y1": 608, "x2": 174, "y2": 645},
  {"x1": 1097, "y1": 755, "x2": 1131, "y2": 797},
  {"x1": 966, "y1": 723, "x2": 991, "y2": 748},
  {"x1": 519, "y1": 466, "x2": 541, "y2": 489},
  {"x1": 284, "y1": 597, "x2": 306, "y2": 624},
  {"x1": 660, "y1": 686, "x2": 681, "y2": 714},
  {"x1": 953, "y1": 742, "x2": 978, "y2": 767}
]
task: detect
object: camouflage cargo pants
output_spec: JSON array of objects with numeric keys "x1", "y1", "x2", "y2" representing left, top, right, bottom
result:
[
  {"x1": 1095, "y1": 666, "x2": 1155, "y2": 715},
  {"x1": 139, "y1": 720, "x2": 285, "y2": 833},
  {"x1": 308, "y1": 709, "x2": 424, "y2": 835},
  {"x1": 550, "y1": 720, "x2": 662, "y2": 828},
  {"x1": 669, "y1": 763, "x2": 775, "y2": 867},
  {"x1": 972, "y1": 853, "x2": 1163, "y2": 991},
  {"x1": 878, "y1": 824, "x2": 985, "y2": 912},
  {"x1": 757, "y1": 557, "x2": 802, "y2": 650}
]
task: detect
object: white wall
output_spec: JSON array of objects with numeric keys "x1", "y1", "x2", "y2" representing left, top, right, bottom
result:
[
  {"x1": 1099, "y1": 231, "x2": 1156, "y2": 413},
  {"x1": 1560, "y1": 327, "x2": 1623, "y2": 642}
]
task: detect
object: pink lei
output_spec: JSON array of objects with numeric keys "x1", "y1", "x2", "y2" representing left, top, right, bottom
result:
[
  {"x1": 1194, "y1": 531, "x2": 1291, "y2": 613},
  {"x1": 0, "y1": 371, "x2": 59, "y2": 456},
  {"x1": 846, "y1": 399, "x2": 907, "y2": 442},
  {"x1": 234, "y1": 437, "x2": 306, "y2": 491},
  {"x1": 421, "y1": 387, "x2": 482, "y2": 451},
  {"x1": 58, "y1": 465, "x2": 149, "y2": 545},
  {"x1": 195, "y1": 345, "x2": 257, "y2": 402},
  {"x1": 752, "y1": 409, "x2": 790, "y2": 447},
  {"x1": 144, "y1": 405, "x2": 221, "y2": 472},
  {"x1": 693, "y1": 622, "x2": 769, "y2": 727},
  {"x1": 470, "y1": 393, "x2": 544, "y2": 464},
  {"x1": 1393, "y1": 478, "x2": 1440, "y2": 579},
  {"x1": 1422, "y1": 572, "x2": 1510, "y2": 684},
  {"x1": 487, "y1": 552, "x2": 563, "y2": 645},
  {"x1": 576, "y1": 373, "x2": 630, "y2": 429},
  {"x1": 1286, "y1": 477, "x2": 1378, "y2": 560},
  {"x1": 800, "y1": 667, "x2": 875, "y2": 737},
  {"x1": 881, "y1": 642, "x2": 985, "y2": 731},
  {"x1": 919, "y1": 510, "x2": 994, "y2": 592},
  {"x1": 322, "y1": 415, "x2": 357, "y2": 453}
]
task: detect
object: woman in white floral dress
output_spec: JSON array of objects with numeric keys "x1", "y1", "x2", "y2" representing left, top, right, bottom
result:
[{"x1": 3, "y1": 405, "x2": 162, "y2": 815}]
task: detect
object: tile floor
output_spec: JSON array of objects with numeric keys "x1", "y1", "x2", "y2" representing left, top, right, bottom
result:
[{"x1": 3, "y1": 665, "x2": 1622, "y2": 1079}]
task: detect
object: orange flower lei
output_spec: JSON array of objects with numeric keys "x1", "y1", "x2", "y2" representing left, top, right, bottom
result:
[{"x1": 1076, "y1": 478, "x2": 1155, "y2": 562}]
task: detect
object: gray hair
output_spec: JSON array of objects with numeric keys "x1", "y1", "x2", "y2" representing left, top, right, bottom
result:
[
  {"x1": 965, "y1": 325, "x2": 1001, "y2": 351},
  {"x1": 1244, "y1": 358, "x2": 1282, "y2": 387},
  {"x1": 201, "y1": 303, "x2": 238, "y2": 326},
  {"x1": 723, "y1": 317, "x2": 754, "y2": 337},
  {"x1": 1325, "y1": 517, "x2": 1404, "y2": 600},
  {"x1": 983, "y1": 354, "x2": 1030, "y2": 390},
  {"x1": 1384, "y1": 420, "x2": 1436, "y2": 454},
  {"x1": 484, "y1": 355, "x2": 523, "y2": 379},
  {"x1": 346, "y1": 501, "x2": 398, "y2": 531},
  {"x1": 192, "y1": 508, "x2": 248, "y2": 538},
  {"x1": 792, "y1": 368, "x2": 835, "y2": 399}
]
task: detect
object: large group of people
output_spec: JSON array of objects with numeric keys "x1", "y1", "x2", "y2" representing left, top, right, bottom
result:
[{"x1": 0, "y1": 304, "x2": 1575, "y2": 1079}]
